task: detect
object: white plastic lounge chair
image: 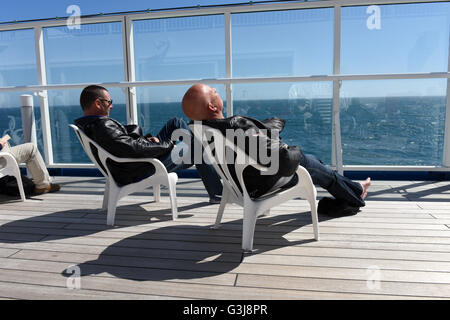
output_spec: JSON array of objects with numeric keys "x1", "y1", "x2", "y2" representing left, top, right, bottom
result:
[
  {"x1": 0, "y1": 151, "x2": 26, "y2": 201},
  {"x1": 190, "y1": 123, "x2": 319, "y2": 252},
  {"x1": 70, "y1": 124, "x2": 178, "y2": 225}
]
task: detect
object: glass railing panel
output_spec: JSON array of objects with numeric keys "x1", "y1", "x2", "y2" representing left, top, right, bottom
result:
[
  {"x1": 133, "y1": 15, "x2": 225, "y2": 81},
  {"x1": 231, "y1": 8, "x2": 333, "y2": 78},
  {"x1": 43, "y1": 22, "x2": 124, "y2": 84},
  {"x1": 48, "y1": 87, "x2": 126, "y2": 163},
  {"x1": 341, "y1": 2, "x2": 450, "y2": 75},
  {"x1": 232, "y1": 82, "x2": 333, "y2": 164},
  {"x1": 136, "y1": 85, "x2": 227, "y2": 134},
  {"x1": 0, "y1": 92, "x2": 44, "y2": 157},
  {"x1": 340, "y1": 79, "x2": 447, "y2": 166},
  {"x1": 0, "y1": 29, "x2": 37, "y2": 86}
]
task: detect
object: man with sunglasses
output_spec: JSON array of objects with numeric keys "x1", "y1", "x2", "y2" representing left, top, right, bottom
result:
[{"x1": 74, "y1": 85, "x2": 222, "y2": 203}]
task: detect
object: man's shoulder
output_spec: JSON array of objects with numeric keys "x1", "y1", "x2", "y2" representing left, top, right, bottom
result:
[
  {"x1": 201, "y1": 115, "x2": 285, "y2": 133},
  {"x1": 74, "y1": 116, "x2": 125, "y2": 139},
  {"x1": 202, "y1": 115, "x2": 251, "y2": 127},
  {"x1": 74, "y1": 116, "x2": 116, "y2": 128}
]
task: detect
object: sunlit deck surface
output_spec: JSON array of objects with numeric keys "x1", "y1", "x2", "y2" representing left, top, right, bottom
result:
[{"x1": 0, "y1": 176, "x2": 450, "y2": 300}]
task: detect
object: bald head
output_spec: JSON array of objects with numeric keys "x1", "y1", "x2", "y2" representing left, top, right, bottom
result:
[{"x1": 182, "y1": 84, "x2": 224, "y2": 121}]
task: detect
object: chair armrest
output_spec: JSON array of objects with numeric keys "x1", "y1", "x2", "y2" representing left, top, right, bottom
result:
[
  {"x1": 235, "y1": 162, "x2": 312, "y2": 200},
  {"x1": 100, "y1": 153, "x2": 169, "y2": 174},
  {"x1": 0, "y1": 151, "x2": 18, "y2": 163},
  {"x1": 233, "y1": 162, "x2": 267, "y2": 199},
  {"x1": 0, "y1": 152, "x2": 21, "y2": 178},
  {"x1": 70, "y1": 124, "x2": 170, "y2": 176}
]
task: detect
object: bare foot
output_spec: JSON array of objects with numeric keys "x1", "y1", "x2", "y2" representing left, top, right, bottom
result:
[{"x1": 360, "y1": 177, "x2": 371, "y2": 199}]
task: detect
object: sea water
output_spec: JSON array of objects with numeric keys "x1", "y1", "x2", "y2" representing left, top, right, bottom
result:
[{"x1": 0, "y1": 96, "x2": 446, "y2": 166}]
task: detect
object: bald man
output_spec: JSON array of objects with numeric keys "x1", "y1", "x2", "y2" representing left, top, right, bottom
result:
[{"x1": 182, "y1": 84, "x2": 371, "y2": 216}]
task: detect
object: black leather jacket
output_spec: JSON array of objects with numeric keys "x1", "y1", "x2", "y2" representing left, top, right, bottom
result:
[
  {"x1": 74, "y1": 116, "x2": 174, "y2": 186},
  {"x1": 202, "y1": 116, "x2": 303, "y2": 198}
]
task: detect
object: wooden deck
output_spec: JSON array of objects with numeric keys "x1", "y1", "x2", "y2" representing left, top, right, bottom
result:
[{"x1": 0, "y1": 176, "x2": 450, "y2": 300}]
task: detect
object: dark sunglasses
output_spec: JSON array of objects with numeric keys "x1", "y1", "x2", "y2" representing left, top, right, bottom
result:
[{"x1": 98, "y1": 98, "x2": 113, "y2": 106}]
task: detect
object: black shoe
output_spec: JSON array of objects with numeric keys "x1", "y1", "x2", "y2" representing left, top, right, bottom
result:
[
  {"x1": 34, "y1": 183, "x2": 61, "y2": 195},
  {"x1": 209, "y1": 196, "x2": 222, "y2": 204},
  {"x1": 318, "y1": 197, "x2": 360, "y2": 217}
]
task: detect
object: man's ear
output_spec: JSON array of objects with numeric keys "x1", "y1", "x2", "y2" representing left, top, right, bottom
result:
[
  {"x1": 91, "y1": 99, "x2": 98, "y2": 109},
  {"x1": 87, "y1": 100, "x2": 101, "y2": 114},
  {"x1": 207, "y1": 102, "x2": 217, "y2": 112},
  {"x1": 93, "y1": 99, "x2": 103, "y2": 111}
]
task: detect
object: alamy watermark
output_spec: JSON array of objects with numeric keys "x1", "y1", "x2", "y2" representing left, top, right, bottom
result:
[
  {"x1": 66, "y1": 5, "x2": 81, "y2": 30},
  {"x1": 169, "y1": 123, "x2": 281, "y2": 175},
  {"x1": 366, "y1": 265, "x2": 381, "y2": 290},
  {"x1": 366, "y1": 5, "x2": 381, "y2": 30},
  {"x1": 66, "y1": 265, "x2": 81, "y2": 290}
]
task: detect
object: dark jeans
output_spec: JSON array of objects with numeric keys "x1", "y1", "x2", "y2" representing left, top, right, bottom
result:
[
  {"x1": 300, "y1": 153, "x2": 365, "y2": 207},
  {"x1": 156, "y1": 118, "x2": 223, "y2": 199}
]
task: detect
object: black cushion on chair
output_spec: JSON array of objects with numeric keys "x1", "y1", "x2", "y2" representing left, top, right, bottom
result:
[{"x1": 318, "y1": 197, "x2": 360, "y2": 217}]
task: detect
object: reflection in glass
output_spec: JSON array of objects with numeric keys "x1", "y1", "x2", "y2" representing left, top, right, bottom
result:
[
  {"x1": 232, "y1": 8, "x2": 333, "y2": 77},
  {"x1": 341, "y1": 2, "x2": 450, "y2": 74},
  {"x1": 43, "y1": 22, "x2": 124, "y2": 84},
  {"x1": 134, "y1": 15, "x2": 225, "y2": 81},
  {"x1": 233, "y1": 82, "x2": 333, "y2": 164},
  {"x1": 340, "y1": 79, "x2": 447, "y2": 165},
  {"x1": 0, "y1": 92, "x2": 43, "y2": 156},
  {"x1": 0, "y1": 29, "x2": 37, "y2": 86},
  {"x1": 136, "y1": 85, "x2": 226, "y2": 135},
  {"x1": 48, "y1": 87, "x2": 126, "y2": 163}
]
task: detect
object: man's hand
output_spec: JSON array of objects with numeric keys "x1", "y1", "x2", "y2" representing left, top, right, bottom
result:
[
  {"x1": 0, "y1": 134, "x2": 10, "y2": 148},
  {"x1": 146, "y1": 136, "x2": 160, "y2": 143}
]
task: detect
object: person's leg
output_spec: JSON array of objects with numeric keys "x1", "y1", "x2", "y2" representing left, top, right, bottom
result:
[
  {"x1": 158, "y1": 150, "x2": 192, "y2": 173},
  {"x1": 156, "y1": 117, "x2": 194, "y2": 172},
  {"x1": 360, "y1": 177, "x2": 371, "y2": 199},
  {"x1": 300, "y1": 153, "x2": 366, "y2": 207},
  {"x1": 159, "y1": 150, "x2": 222, "y2": 200},
  {"x1": 195, "y1": 163, "x2": 223, "y2": 200},
  {"x1": 155, "y1": 117, "x2": 189, "y2": 143},
  {"x1": 156, "y1": 118, "x2": 222, "y2": 200},
  {"x1": 4, "y1": 142, "x2": 50, "y2": 189}
]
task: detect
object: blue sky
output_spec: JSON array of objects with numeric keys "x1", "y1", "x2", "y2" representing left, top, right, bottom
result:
[{"x1": 0, "y1": 0, "x2": 250, "y2": 23}]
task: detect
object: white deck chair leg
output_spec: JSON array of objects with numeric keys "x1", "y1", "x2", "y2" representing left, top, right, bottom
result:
[
  {"x1": 106, "y1": 183, "x2": 120, "y2": 226},
  {"x1": 154, "y1": 184, "x2": 161, "y2": 202},
  {"x1": 10, "y1": 166, "x2": 26, "y2": 202},
  {"x1": 310, "y1": 199, "x2": 320, "y2": 241},
  {"x1": 17, "y1": 180, "x2": 26, "y2": 201},
  {"x1": 242, "y1": 206, "x2": 258, "y2": 252},
  {"x1": 214, "y1": 187, "x2": 230, "y2": 228},
  {"x1": 106, "y1": 200, "x2": 118, "y2": 226},
  {"x1": 6, "y1": 158, "x2": 26, "y2": 202},
  {"x1": 16, "y1": 175, "x2": 26, "y2": 201},
  {"x1": 167, "y1": 174, "x2": 178, "y2": 220},
  {"x1": 102, "y1": 179, "x2": 110, "y2": 211}
]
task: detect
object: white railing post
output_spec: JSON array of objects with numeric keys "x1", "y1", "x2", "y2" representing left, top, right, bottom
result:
[
  {"x1": 443, "y1": 33, "x2": 450, "y2": 167},
  {"x1": 332, "y1": 4, "x2": 344, "y2": 174},
  {"x1": 20, "y1": 94, "x2": 37, "y2": 146},
  {"x1": 34, "y1": 26, "x2": 53, "y2": 165},
  {"x1": 20, "y1": 94, "x2": 37, "y2": 178},
  {"x1": 225, "y1": 12, "x2": 233, "y2": 117},
  {"x1": 122, "y1": 16, "x2": 138, "y2": 125}
]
